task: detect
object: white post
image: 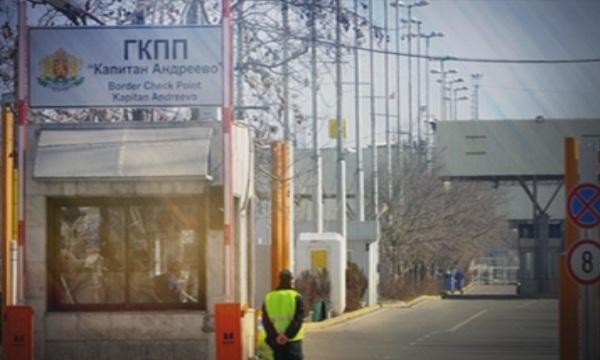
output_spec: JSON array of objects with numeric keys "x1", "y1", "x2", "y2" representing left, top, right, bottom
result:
[
  {"x1": 354, "y1": 0, "x2": 365, "y2": 222},
  {"x1": 369, "y1": 0, "x2": 379, "y2": 217},
  {"x1": 440, "y1": 60, "x2": 446, "y2": 121},
  {"x1": 415, "y1": 21, "x2": 422, "y2": 149},
  {"x1": 406, "y1": 6, "x2": 413, "y2": 147},
  {"x1": 394, "y1": 1, "x2": 403, "y2": 202},
  {"x1": 384, "y1": 0, "x2": 392, "y2": 200},
  {"x1": 311, "y1": 0, "x2": 323, "y2": 233},
  {"x1": 335, "y1": 0, "x2": 347, "y2": 240}
]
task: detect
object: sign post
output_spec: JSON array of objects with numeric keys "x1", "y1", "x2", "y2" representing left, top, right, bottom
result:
[{"x1": 567, "y1": 138, "x2": 600, "y2": 360}]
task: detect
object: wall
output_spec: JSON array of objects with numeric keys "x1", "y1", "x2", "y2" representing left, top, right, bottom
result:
[{"x1": 27, "y1": 176, "x2": 214, "y2": 359}]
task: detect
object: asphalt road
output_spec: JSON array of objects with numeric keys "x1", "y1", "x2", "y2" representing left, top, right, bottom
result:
[{"x1": 304, "y1": 285, "x2": 558, "y2": 360}]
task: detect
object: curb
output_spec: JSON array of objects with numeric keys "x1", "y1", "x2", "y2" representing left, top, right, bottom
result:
[
  {"x1": 380, "y1": 294, "x2": 440, "y2": 309},
  {"x1": 304, "y1": 304, "x2": 381, "y2": 331},
  {"x1": 305, "y1": 294, "x2": 439, "y2": 331}
]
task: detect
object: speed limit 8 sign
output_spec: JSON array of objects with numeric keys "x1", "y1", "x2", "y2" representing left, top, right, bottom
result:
[{"x1": 567, "y1": 240, "x2": 600, "y2": 285}]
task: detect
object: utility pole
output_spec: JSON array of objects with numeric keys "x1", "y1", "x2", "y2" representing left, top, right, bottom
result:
[
  {"x1": 188, "y1": 0, "x2": 201, "y2": 120},
  {"x1": 281, "y1": 0, "x2": 294, "y2": 269},
  {"x1": 335, "y1": 0, "x2": 347, "y2": 240},
  {"x1": 234, "y1": 0, "x2": 244, "y2": 120},
  {"x1": 282, "y1": 2, "x2": 290, "y2": 142},
  {"x1": 406, "y1": 10, "x2": 413, "y2": 148},
  {"x1": 311, "y1": 0, "x2": 323, "y2": 232},
  {"x1": 440, "y1": 60, "x2": 446, "y2": 121},
  {"x1": 422, "y1": 32, "x2": 442, "y2": 141},
  {"x1": 448, "y1": 80, "x2": 454, "y2": 121},
  {"x1": 368, "y1": 0, "x2": 379, "y2": 218},
  {"x1": 393, "y1": 0, "x2": 402, "y2": 200},
  {"x1": 471, "y1": 73, "x2": 483, "y2": 120},
  {"x1": 384, "y1": 0, "x2": 392, "y2": 200},
  {"x1": 133, "y1": 1, "x2": 146, "y2": 121},
  {"x1": 354, "y1": 0, "x2": 365, "y2": 222},
  {"x1": 415, "y1": 20, "x2": 422, "y2": 150}
]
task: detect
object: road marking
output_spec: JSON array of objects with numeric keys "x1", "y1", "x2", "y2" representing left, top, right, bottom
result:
[
  {"x1": 516, "y1": 300, "x2": 537, "y2": 309},
  {"x1": 448, "y1": 309, "x2": 487, "y2": 332}
]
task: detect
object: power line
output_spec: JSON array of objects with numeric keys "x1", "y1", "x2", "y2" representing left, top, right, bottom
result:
[{"x1": 303, "y1": 36, "x2": 600, "y2": 64}]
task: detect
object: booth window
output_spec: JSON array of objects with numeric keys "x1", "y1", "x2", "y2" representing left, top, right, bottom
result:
[{"x1": 48, "y1": 197, "x2": 206, "y2": 310}]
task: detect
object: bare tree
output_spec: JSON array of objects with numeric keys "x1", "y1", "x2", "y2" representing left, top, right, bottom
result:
[{"x1": 377, "y1": 151, "x2": 511, "y2": 296}]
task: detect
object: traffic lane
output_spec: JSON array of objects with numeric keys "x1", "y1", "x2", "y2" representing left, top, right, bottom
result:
[
  {"x1": 304, "y1": 295, "x2": 491, "y2": 359},
  {"x1": 411, "y1": 298, "x2": 558, "y2": 360},
  {"x1": 304, "y1": 286, "x2": 557, "y2": 360}
]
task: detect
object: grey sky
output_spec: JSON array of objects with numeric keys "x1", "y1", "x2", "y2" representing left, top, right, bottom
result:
[{"x1": 312, "y1": 0, "x2": 600, "y2": 149}]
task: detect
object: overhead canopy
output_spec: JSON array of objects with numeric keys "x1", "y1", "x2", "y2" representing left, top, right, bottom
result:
[
  {"x1": 436, "y1": 119, "x2": 600, "y2": 181},
  {"x1": 34, "y1": 125, "x2": 212, "y2": 180}
]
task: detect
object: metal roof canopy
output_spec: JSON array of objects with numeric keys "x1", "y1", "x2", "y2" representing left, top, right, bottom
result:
[
  {"x1": 436, "y1": 119, "x2": 600, "y2": 181},
  {"x1": 33, "y1": 123, "x2": 213, "y2": 180}
]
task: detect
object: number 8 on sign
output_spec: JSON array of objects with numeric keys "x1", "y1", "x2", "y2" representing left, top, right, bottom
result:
[{"x1": 567, "y1": 240, "x2": 600, "y2": 285}]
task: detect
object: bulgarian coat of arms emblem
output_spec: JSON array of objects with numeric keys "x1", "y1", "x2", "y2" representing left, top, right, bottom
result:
[{"x1": 37, "y1": 48, "x2": 84, "y2": 91}]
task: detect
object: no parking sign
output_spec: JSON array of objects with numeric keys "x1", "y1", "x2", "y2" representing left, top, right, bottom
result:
[{"x1": 567, "y1": 183, "x2": 600, "y2": 228}]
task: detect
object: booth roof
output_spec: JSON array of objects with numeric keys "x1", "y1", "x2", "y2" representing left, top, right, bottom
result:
[{"x1": 33, "y1": 123, "x2": 213, "y2": 180}]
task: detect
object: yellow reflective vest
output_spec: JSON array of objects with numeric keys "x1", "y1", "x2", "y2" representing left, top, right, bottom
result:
[{"x1": 264, "y1": 289, "x2": 304, "y2": 342}]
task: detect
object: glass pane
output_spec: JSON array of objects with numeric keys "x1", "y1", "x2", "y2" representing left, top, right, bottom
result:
[
  {"x1": 128, "y1": 204, "x2": 201, "y2": 304},
  {"x1": 55, "y1": 206, "x2": 125, "y2": 304}
]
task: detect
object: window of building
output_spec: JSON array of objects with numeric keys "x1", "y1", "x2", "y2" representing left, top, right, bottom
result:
[
  {"x1": 549, "y1": 223, "x2": 563, "y2": 239},
  {"x1": 48, "y1": 197, "x2": 206, "y2": 311},
  {"x1": 518, "y1": 223, "x2": 534, "y2": 239}
]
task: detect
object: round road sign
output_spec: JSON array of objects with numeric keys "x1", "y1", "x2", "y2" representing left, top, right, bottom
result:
[
  {"x1": 567, "y1": 183, "x2": 600, "y2": 228},
  {"x1": 567, "y1": 240, "x2": 600, "y2": 285}
]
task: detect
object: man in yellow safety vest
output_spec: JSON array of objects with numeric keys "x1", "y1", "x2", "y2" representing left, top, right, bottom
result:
[{"x1": 262, "y1": 270, "x2": 304, "y2": 360}]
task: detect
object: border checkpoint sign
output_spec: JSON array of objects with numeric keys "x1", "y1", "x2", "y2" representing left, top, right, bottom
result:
[
  {"x1": 567, "y1": 183, "x2": 600, "y2": 228},
  {"x1": 567, "y1": 240, "x2": 600, "y2": 285}
]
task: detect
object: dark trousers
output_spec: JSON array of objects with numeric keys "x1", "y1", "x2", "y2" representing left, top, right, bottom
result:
[{"x1": 270, "y1": 340, "x2": 303, "y2": 360}]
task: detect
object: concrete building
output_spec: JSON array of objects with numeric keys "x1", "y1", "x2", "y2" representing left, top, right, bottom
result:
[
  {"x1": 23, "y1": 121, "x2": 256, "y2": 359},
  {"x1": 437, "y1": 118, "x2": 600, "y2": 296}
]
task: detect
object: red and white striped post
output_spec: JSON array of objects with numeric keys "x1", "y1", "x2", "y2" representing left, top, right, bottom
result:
[
  {"x1": 221, "y1": 0, "x2": 235, "y2": 303},
  {"x1": 17, "y1": 0, "x2": 29, "y2": 306}
]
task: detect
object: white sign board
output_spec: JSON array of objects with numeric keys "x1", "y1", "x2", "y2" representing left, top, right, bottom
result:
[
  {"x1": 29, "y1": 26, "x2": 223, "y2": 108},
  {"x1": 568, "y1": 240, "x2": 600, "y2": 285}
]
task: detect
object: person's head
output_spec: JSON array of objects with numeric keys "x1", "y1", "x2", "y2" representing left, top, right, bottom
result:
[
  {"x1": 167, "y1": 260, "x2": 184, "y2": 276},
  {"x1": 278, "y1": 269, "x2": 294, "y2": 289}
]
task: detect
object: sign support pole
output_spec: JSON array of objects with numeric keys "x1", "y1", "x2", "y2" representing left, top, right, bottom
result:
[
  {"x1": 222, "y1": 0, "x2": 234, "y2": 302},
  {"x1": 2, "y1": 104, "x2": 15, "y2": 355},
  {"x1": 561, "y1": 138, "x2": 579, "y2": 360},
  {"x1": 579, "y1": 139, "x2": 599, "y2": 360},
  {"x1": 17, "y1": 0, "x2": 28, "y2": 307}
]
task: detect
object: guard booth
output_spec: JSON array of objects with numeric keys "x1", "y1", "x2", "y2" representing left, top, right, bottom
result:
[
  {"x1": 437, "y1": 118, "x2": 600, "y2": 296},
  {"x1": 22, "y1": 121, "x2": 256, "y2": 359}
]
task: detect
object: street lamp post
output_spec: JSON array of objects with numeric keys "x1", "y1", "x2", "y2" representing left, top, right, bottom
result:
[
  {"x1": 420, "y1": 31, "x2": 443, "y2": 159},
  {"x1": 354, "y1": 0, "x2": 365, "y2": 222},
  {"x1": 454, "y1": 96, "x2": 469, "y2": 120},
  {"x1": 431, "y1": 67, "x2": 456, "y2": 121},
  {"x1": 368, "y1": 0, "x2": 379, "y2": 220},
  {"x1": 452, "y1": 86, "x2": 469, "y2": 120},
  {"x1": 384, "y1": 0, "x2": 392, "y2": 200},
  {"x1": 446, "y1": 77, "x2": 463, "y2": 121},
  {"x1": 391, "y1": 0, "x2": 403, "y2": 200},
  {"x1": 471, "y1": 73, "x2": 483, "y2": 120},
  {"x1": 398, "y1": 0, "x2": 429, "y2": 149},
  {"x1": 421, "y1": 32, "x2": 443, "y2": 125}
]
